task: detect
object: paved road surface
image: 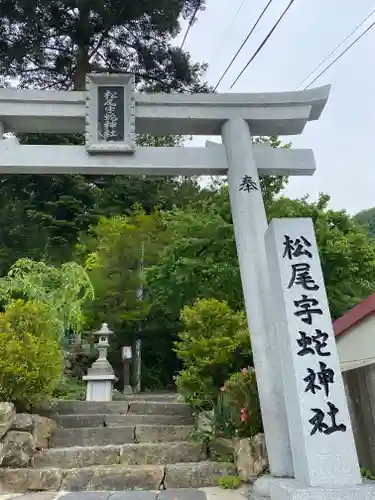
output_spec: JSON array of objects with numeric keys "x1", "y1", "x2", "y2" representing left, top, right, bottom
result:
[{"x1": 0, "y1": 486, "x2": 250, "y2": 500}]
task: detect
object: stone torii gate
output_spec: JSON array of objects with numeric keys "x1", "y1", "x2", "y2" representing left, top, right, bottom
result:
[{"x1": 0, "y1": 77, "x2": 332, "y2": 495}]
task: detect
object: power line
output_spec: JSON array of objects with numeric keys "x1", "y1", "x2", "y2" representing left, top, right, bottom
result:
[
  {"x1": 207, "y1": 0, "x2": 247, "y2": 67},
  {"x1": 303, "y1": 18, "x2": 375, "y2": 89},
  {"x1": 297, "y1": 7, "x2": 375, "y2": 89},
  {"x1": 213, "y1": 0, "x2": 274, "y2": 91},
  {"x1": 180, "y1": 1, "x2": 203, "y2": 49},
  {"x1": 229, "y1": 0, "x2": 297, "y2": 89}
]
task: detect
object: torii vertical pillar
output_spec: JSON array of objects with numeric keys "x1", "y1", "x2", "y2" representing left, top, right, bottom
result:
[{"x1": 222, "y1": 118, "x2": 294, "y2": 480}]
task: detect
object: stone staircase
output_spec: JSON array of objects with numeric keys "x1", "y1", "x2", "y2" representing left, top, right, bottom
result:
[{"x1": 0, "y1": 394, "x2": 236, "y2": 493}]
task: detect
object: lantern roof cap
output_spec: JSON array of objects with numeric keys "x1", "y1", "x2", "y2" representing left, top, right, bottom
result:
[{"x1": 93, "y1": 323, "x2": 114, "y2": 337}]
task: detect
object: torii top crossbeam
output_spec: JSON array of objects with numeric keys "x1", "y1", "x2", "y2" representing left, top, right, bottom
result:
[
  {"x1": 0, "y1": 84, "x2": 330, "y2": 136},
  {"x1": 0, "y1": 77, "x2": 330, "y2": 176}
]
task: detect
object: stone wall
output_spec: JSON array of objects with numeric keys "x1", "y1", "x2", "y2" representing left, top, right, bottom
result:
[
  {"x1": 0, "y1": 402, "x2": 57, "y2": 468},
  {"x1": 196, "y1": 411, "x2": 268, "y2": 483}
]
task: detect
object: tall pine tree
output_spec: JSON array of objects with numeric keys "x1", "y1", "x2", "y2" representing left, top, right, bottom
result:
[
  {"x1": 0, "y1": 0, "x2": 207, "y2": 91},
  {"x1": 0, "y1": 0, "x2": 209, "y2": 271}
]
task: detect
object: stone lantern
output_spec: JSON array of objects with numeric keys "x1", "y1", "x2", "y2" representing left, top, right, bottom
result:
[{"x1": 82, "y1": 323, "x2": 118, "y2": 401}]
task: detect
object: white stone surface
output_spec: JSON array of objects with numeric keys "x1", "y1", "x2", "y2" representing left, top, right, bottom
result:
[
  {"x1": 0, "y1": 85, "x2": 330, "y2": 136},
  {"x1": 85, "y1": 73, "x2": 135, "y2": 154},
  {"x1": 264, "y1": 218, "x2": 361, "y2": 488},
  {"x1": 223, "y1": 118, "x2": 293, "y2": 478},
  {"x1": 0, "y1": 140, "x2": 315, "y2": 176},
  {"x1": 202, "y1": 486, "x2": 250, "y2": 499},
  {"x1": 83, "y1": 376, "x2": 116, "y2": 401},
  {"x1": 269, "y1": 478, "x2": 375, "y2": 500},
  {"x1": 253, "y1": 475, "x2": 272, "y2": 497}
]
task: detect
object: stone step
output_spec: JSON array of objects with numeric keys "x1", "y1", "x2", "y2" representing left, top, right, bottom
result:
[
  {"x1": 0, "y1": 462, "x2": 237, "y2": 493},
  {"x1": 52, "y1": 401, "x2": 193, "y2": 417},
  {"x1": 113, "y1": 392, "x2": 180, "y2": 401},
  {"x1": 135, "y1": 425, "x2": 194, "y2": 443},
  {"x1": 106, "y1": 414, "x2": 194, "y2": 427},
  {"x1": 50, "y1": 427, "x2": 134, "y2": 448},
  {"x1": 55, "y1": 413, "x2": 194, "y2": 429},
  {"x1": 33, "y1": 441, "x2": 205, "y2": 468},
  {"x1": 0, "y1": 490, "x2": 215, "y2": 499},
  {"x1": 129, "y1": 402, "x2": 192, "y2": 417},
  {"x1": 50, "y1": 425, "x2": 194, "y2": 448}
]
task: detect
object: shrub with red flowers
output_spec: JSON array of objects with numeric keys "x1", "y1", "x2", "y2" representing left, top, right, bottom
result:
[{"x1": 218, "y1": 366, "x2": 263, "y2": 438}]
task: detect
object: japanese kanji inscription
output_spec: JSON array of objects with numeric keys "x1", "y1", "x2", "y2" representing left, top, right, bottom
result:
[
  {"x1": 265, "y1": 217, "x2": 361, "y2": 488},
  {"x1": 85, "y1": 73, "x2": 135, "y2": 154},
  {"x1": 98, "y1": 86, "x2": 125, "y2": 142}
]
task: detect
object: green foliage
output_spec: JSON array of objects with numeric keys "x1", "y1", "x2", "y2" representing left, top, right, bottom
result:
[
  {"x1": 361, "y1": 468, "x2": 375, "y2": 481},
  {"x1": 52, "y1": 376, "x2": 86, "y2": 401},
  {"x1": 148, "y1": 191, "x2": 240, "y2": 316},
  {"x1": 218, "y1": 475, "x2": 241, "y2": 489},
  {"x1": 0, "y1": 0, "x2": 208, "y2": 92},
  {"x1": 0, "y1": 173, "x2": 100, "y2": 274},
  {"x1": 174, "y1": 299, "x2": 252, "y2": 410},
  {"x1": 79, "y1": 210, "x2": 166, "y2": 325},
  {"x1": 221, "y1": 368, "x2": 262, "y2": 438},
  {"x1": 214, "y1": 392, "x2": 238, "y2": 438},
  {"x1": 147, "y1": 137, "x2": 290, "y2": 320},
  {"x1": 0, "y1": 300, "x2": 64, "y2": 410},
  {"x1": 0, "y1": 0, "x2": 210, "y2": 275},
  {"x1": 0, "y1": 258, "x2": 94, "y2": 337},
  {"x1": 354, "y1": 207, "x2": 375, "y2": 239},
  {"x1": 149, "y1": 191, "x2": 375, "y2": 330},
  {"x1": 77, "y1": 209, "x2": 175, "y2": 389}
]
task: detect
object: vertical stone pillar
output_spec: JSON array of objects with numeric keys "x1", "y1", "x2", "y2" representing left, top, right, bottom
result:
[
  {"x1": 264, "y1": 217, "x2": 374, "y2": 499},
  {"x1": 222, "y1": 118, "x2": 293, "y2": 478},
  {"x1": 133, "y1": 339, "x2": 142, "y2": 394}
]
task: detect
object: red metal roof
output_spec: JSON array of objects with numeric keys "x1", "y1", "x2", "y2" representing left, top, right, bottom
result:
[{"x1": 333, "y1": 291, "x2": 375, "y2": 337}]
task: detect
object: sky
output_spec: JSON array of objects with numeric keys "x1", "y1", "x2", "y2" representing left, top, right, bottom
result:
[{"x1": 175, "y1": 0, "x2": 375, "y2": 215}]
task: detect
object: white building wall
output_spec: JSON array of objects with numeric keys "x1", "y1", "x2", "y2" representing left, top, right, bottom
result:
[{"x1": 336, "y1": 314, "x2": 375, "y2": 371}]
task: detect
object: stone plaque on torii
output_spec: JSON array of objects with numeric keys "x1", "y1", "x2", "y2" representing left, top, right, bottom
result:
[{"x1": 0, "y1": 74, "x2": 372, "y2": 499}]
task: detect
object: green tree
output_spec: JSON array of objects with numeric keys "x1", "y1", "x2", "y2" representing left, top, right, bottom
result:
[
  {"x1": 353, "y1": 206, "x2": 375, "y2": 239},
  {"x1": 76, "y1": 209, "x2": 171, "y2": 388},
  {"x1": 0, "y1": 0, "x2": 209, "y2": 271},
  {"x1": 0, "y1": 173, "x2": 100, "y2": 273},
  {"x1": 79, "y1": 210, "x2": 166, "y2": 327},
  {"x1": 0, "y1": 0, "x2": 207, "y2": 92},
  {"x1": 0, "y1": 258, "x2": 94, "y2": 338},
  {"x1": 0, "y1": 299, "x2": 64, "y2": 411},
  {"x1": 148, "y1": 192, "x2": 375, "y2": 326}
]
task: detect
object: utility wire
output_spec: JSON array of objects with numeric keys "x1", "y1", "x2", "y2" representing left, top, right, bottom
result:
[
  {"x1": 180, "y1": 1, "x2": 203, "y2": 49},
  {"x1": 229, "y1": 0, "x2": 297, "y2": 89},
  {"x1": 303, "y1": 18, "x2": 375, "y2": 89},
  {"x1": 297, "y1": 7, "x2": 375, "y2": 89},
  {"x1": 207, "y1": 0, "x2": 247, "y2": 67},
  {"x1": 213, "y1": 0, "x2": 274, "y2": 91}
]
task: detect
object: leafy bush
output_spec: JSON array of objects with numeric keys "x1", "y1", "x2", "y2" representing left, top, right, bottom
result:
[
  {"x1": 218, "y1": 475, "x2": 241, "y2": 489},
  {"x1": 361, "y1": 468, "x2": 375, "y2": 481},
  {"x1": 220, "y1": 367, "x2": 263, "y2": 438},
  {"x1": 0, "y1": 300, "x2": 64, "y2": 410},
  {"x1": 0, "y1": 258, "x2": 94, "y2": 339},
  {"x1": 174, "y1": 298, "x2": 252, "y2": 411},
  {"x1": 214, "y1": 391, "x2": 238, "y2": 438},
  {"x1": 52, "y1": 376, "x2": 86, "y2": 401}
]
